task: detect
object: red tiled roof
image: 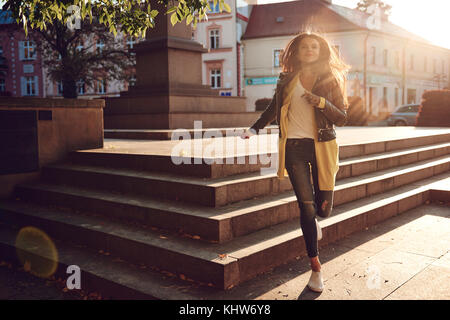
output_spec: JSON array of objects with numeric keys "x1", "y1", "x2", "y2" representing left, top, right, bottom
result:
[
  {"x1": 242, "y1": 0, "x2": 431, "y2": 44},
  {"x1": 242, "y1": 0, "x2": 362, "y2": 40}
]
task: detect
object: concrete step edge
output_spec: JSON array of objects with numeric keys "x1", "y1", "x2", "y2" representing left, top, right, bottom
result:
[{"x1": 0, "y1": 224, "x2": 218, "y2": 299}]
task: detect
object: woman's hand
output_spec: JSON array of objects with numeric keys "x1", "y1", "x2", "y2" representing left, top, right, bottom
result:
[
  {"x1": 240, "y1": 128, "x2": 256, "y2": 139},
  {"x1": 302, "y1": 90, "x2": 322, "y2": 108}
]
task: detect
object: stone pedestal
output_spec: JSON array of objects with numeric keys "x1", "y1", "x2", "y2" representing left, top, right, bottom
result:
[{"x1": 104, "y1": 0, "x2": 249, "y2": 129}]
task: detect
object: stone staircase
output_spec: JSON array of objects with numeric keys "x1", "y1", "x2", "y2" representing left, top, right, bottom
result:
[{"x1": 0, "y1": 131, "x2": 449, "y2": 299}]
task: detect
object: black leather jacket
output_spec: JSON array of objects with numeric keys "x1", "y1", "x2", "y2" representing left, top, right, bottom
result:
[{"x1": 250, "y1": 71, "x2": 349, "y2": 141}]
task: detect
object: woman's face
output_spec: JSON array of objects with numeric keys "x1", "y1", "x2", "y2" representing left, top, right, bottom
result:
[{"x1": 297, "y1": 37, "x2": 321, "y2": 65}]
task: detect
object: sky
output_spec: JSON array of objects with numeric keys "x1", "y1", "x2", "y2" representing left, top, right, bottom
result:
[{"x1": 256, "y1": 0, "x2": 450, "y2": 49}]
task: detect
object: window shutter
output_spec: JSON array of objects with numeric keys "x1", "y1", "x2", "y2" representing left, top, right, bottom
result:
[
  {"x1": 34, "y1": 76, "x2": 39, "y2": 96},
  {"x1": 18, "y1": 41, "x2": 24, "y2": 61},
  {"x1": 20, "y1": 76, "x2": 26, "y2": 96}
]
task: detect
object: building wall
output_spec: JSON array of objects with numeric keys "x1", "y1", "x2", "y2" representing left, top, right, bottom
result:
[
  {"x1": 0, "y1": 26, "x2": 45, "y2": 97},
  {"x1": 194, "y1": 0, "x2": 253, "y2": 97},
  {"x1": 243, "y1": 30, "x2": 450, "y2": 116},
  {"x1": 0, "y1": 22, "x2": 141, "y2": 99}
]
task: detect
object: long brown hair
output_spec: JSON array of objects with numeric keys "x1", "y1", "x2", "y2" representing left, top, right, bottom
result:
[{"x1": 280, "y1": 32, "x2": 351, "y2": 106}]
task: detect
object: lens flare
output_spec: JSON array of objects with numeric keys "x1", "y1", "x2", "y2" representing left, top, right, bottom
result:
[{"x1": 15, "y1": 226, "x2": 59, "y2": 278}]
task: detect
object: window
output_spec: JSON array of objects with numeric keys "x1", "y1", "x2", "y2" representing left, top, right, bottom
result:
[
  {"x1": 0, "y1": 45, "x2": 3, "y2": 56},
  {"x1": 397, "y1": 105, "x2": 418, "y2": 113},
  {"x1": 395, "y1": 51, "x2": 400, "y2": 69},
  {"x1": 433, "y1": 59, "x2": 437, "y2": 73},
  {"x1": 97, "y1": 79, "x2": 106, "y2": 94},
  {"x1": 21, "y1": 76, "x2": 37, "y2": 96},
  {"x1": 407, "y1": 89, "x2": 416, "y2": 104},
  {"x1": 395, "y1": 88, "x2": 399, "y2": 107},
  {"x1": 26, "y1": 76, "x2": 36, "y2": 95},
  {"x1": 210, "y1": 69, "x2": 221, "y2": 88},
  {"x1": 77, "y1": 80, "x2": 85, "y2": 95},
  {"x1": 127, "y1": 36, "x2": 135, "y2": 50},
  {"x1": 370, "y1": 46, "x2": 376, "y2": 65},
  {"x1": 424, "y1": 56, "x2": 427, "y2": 72},
  {"x1": 409, "y1": 54, "x2": 414, "y2": 70},
  {"x1": 57, "y1": 81, "x2": 63, "y2": 95},
  {"x1": 96, "y1": 39, "x2": 105, "y2": 54},
  {"x1": 383, "y1": 49, "x2": 388, "y2": 67},
  {"x1": 208, "y1": 1, "x2": 220, "y2": 13},
  {"x1": 0, "y1": 78, "x2": 5, "y2": 92},
  {"x1": 273, "y1": 49, "x2": 282, "y2": 68},
  {"x1": 19, "y1": 41, "x2": 36, "y2": 60},
  {"x1": 209, "y1": 29, "x2": 220, "y2": 49},
  {"x1": 382, "y1": 87, "x2": 388, "y2": 109},
  {"x1": 369, "y1": 87, "x2": 375, "y2": 114}
]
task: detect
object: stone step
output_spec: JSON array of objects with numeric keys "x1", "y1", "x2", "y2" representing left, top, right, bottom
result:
[
  {"x1": 42, "y1": 142, "x2": 450, "y2": 207},
  {"x1": 68, "y1": 149, "x2": 273, "y2": 179},
  {"x1": 69, "y1": 133, "x2": 450, "y2": 179},
  {"x1": 15, "y1": 155, "x2": 450, "y2": 243},
  {"x1": 104, "y1": 126, "x2": 278, "y2": 140},
  {"x1": 0, "y1": 223, "x2": 219, "y2": 299},
  {"x1": 104, "y1": 112, "x2": 261, "y2": 130},
  {"x1": 2, "y1": 173, "x2": 448, "y2": 290}
]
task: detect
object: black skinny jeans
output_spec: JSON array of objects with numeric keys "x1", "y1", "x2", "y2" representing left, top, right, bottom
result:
[{"x1": 285, "y1": 138, "x2": 332, "y2": 258}]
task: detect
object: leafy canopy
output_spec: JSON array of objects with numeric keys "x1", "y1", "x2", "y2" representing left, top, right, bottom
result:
[{"x1": 2, "y1": 0, "x2": 232, "y2": 38}]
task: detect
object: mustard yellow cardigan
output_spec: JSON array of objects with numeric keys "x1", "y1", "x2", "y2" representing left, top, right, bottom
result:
[{"x1": 277, "y1": 76, "x2": 339, "y2": 192}]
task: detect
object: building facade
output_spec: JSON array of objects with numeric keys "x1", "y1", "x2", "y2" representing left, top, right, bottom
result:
[
  {"x1": 242, "y1": 0, "x2": 450, "y2": 117},
  {"x1": 0, "y1": 10, "x2": 142, "y2": 99},
  {"x1": 193, "y1": 0, "x2": 254, "y2": 98}
]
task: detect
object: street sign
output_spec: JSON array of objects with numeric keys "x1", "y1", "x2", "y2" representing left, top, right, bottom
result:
[{"x1": 245, "y1": 77, "x2": 278, "y2": 85}]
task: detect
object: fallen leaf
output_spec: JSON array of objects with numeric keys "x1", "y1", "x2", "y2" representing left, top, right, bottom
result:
[
  {"x1": 179, "y1": 274, "x2": 186, "y2": 280},
  {"x1": 24, "y1": 261, "x2": 31, "y2": 272},
  {"x1": 192, "y1": 235, "x2": 201, "y2": 240},
  {"x1": 218, "y1": 254, "x2": 227, "y2": 260}
]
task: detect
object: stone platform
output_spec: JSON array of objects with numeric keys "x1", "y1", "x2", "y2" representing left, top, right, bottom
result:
[{"x1": 0, "y1": 127, "x2": 449, "y2": 298}]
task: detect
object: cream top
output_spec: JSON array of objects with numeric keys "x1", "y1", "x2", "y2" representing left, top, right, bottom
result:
[{"x1": 286, "y1": 78, "x2": 316, "y2": 139}]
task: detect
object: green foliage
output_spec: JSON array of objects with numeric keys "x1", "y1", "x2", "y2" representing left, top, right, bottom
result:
[{"x1": 2, "y1": 0, "x2": 232, "y2": 37}]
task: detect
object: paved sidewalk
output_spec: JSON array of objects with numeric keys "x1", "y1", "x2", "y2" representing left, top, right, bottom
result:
[
  {"x1": 217, "y1": 201, "x2": 449, "y2": 300},
  {"x1": 1, "y1": 201, "x2": 447, "y2": 300},
  {"x1": 0, "y1": 261, "x2": 102, "y2": 300}
]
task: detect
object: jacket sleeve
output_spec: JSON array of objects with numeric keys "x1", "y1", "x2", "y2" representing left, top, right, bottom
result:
[
  {"x1": 317, "y1": 81, "x2": 349, "y2": 127},
  {"x1": 249, "y1": 91, "x2": 277, "y2": 134}
]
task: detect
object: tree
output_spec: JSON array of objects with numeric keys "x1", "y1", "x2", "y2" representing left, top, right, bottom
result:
[
  {"x1": 356, "y1": 0, "x2": 392, "y2": 19},
  {"x1": 2, "y1": 0, "x2": 231, "y2": 38},
  {"x1": 30, "y1": 17, "x2": 136, "y2": 98}
]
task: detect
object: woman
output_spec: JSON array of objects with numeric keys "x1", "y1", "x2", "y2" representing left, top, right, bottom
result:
[{"x1": 241, "y1": 32, "x2": 350, "y2": 293}]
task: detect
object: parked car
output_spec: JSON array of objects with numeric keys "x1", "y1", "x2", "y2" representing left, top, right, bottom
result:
[{"x1": 386, "y1": 104, "x2": 420, "y2": 126}]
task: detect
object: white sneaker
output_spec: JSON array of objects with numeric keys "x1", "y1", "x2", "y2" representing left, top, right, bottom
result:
[
  {"x1": 316, "y1": 218, "x2": 322, "y2": 241},
  {"x1": 307, "y1": 270, "x2": 324, "y2": 293}
]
